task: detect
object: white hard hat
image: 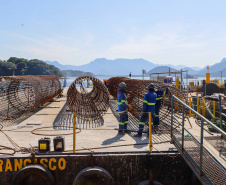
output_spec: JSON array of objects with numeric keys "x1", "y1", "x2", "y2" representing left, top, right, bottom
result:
[{"x1": 119, "y1": 82, "x2": 126, "y2": 88}]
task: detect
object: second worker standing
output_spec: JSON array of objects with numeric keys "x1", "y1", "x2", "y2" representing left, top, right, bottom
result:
[{"x1": 134, "y1": 83, "x2": 157, "y2": 137}]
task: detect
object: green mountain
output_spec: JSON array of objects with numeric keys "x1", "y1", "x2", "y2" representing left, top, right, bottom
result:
[
  {"x1": 46, "y1": 58, "x2": 157, "y2": 75},
  {"x1": 0, "y1": 57, "x2": 63, "y2": 77},
  {"x1": 147, "y1": 66, "x2": 178, "y2": 75},
  {"x1": 194, "y1": 58, "x2": 226, "y2": 77}
]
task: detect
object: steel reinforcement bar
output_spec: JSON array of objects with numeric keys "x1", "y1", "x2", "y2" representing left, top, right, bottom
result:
[
  {"x1": 108, "y1": 77, "x2": 187, "y2": 121},
  {"x1": 67, "y1": 76, "x2": 110, "y2": 121},
  {"x1": 0, "y1": 75, "x2": 61, "y2": 124}
]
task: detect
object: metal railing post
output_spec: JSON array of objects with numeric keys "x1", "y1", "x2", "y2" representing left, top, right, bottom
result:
[
  {"x1": 171, "y1": 97, "x2": 174, "y2": 139},
  {"x1": 200, "y1": 118, "x2": 204, "y2": 176},
  {"x1": 202, "y1": 98, "x2": 205, "y2": 117},
  {"x1": 182, "y1": 105, "x2": 185, "y2": 152},
  {"x1": 219, "y1": 95, "x2": 222, "y2": 129},
  {"x1": 189, "y1": 97, "x2": 192, "y2": 116},
  {"x1": 197, "y1": 97, "x2": 200, "y2": 115}
]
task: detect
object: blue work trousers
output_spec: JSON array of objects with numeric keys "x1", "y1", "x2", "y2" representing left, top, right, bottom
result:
[
  {"x1": 118, "y1": 112, "x2": 128, "y2": 132},
  {"x1": 138, "y1": 111, "x2": 154, "y2": 135},
  {"x1": 154, "y1": 105, "x2": 160, "y2": 125}
]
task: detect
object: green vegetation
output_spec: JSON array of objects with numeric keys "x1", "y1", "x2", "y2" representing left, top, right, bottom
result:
[
  {"x1": 62, "y1": 70, "x2": 94, "y2": 77},
  {"x1": 0, "y1": 57, "x2": 63, "y2": 77}
]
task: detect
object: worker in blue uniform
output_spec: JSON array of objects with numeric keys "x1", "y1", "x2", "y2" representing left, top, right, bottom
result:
[
  {"x1": 154, "y1": 87, "x2": 169, "y2": 128},
  {"x1": 134, "y1": 83, "x2": 157, "y2": 137},
  {"x1": 224, "y1": 80, "x2": 226, "y2": 95},
  {"x1": 117, "y1": 82, "x2": 130, "y2": 134}
]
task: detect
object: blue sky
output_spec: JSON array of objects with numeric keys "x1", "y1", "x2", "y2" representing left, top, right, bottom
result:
[{"x1": 0, "y1": 0, "x2": 226, "y2": 67}]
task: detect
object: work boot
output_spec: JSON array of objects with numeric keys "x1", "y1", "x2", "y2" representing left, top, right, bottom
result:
[
  {"x1": 124, "y1": 130, "x2": 131, "y2": 134},
  {"x1": 134, "y1": 134, "x2": 142, "y2": 137},
  {"x1": 154, "y1": 125, "x2": 159, "y2": 131},
  {"x1": 118, "y1": 132, "x2": 125, "y2": 135}
]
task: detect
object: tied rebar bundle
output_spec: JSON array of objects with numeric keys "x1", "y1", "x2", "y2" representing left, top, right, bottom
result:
[
  {"x1": 67, "y1": 76, "x2": 110, "y2": 121},
  {"x1": 108, "y1": 77, "x2": 187, "y2": 121},
  {"x1": 0, "y1": 75, "x2": 61, "y2": 124}
]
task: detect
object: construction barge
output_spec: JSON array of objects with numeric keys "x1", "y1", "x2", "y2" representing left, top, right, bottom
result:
[{"x1": 0, "y1": 75, "x2": 226, "y2": 185}]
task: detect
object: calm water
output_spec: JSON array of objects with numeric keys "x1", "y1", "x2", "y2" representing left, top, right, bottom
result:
[{"x1": 64, "y1": 76, "x2": 226, "y2": 87}]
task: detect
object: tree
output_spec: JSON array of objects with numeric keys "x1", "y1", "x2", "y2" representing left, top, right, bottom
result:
[
  {"x1": 16, "y1": 62, "x2": 27, "y2": 75},
  {"x1": 8, "y1": 57, "x2": 28, "y2": 65},
  {"x1": 0, "y1": 57, "x2": 63, "y2": 77},
  {"x1": 0, "y1": 60, "x2": 17, "y2": 76}
]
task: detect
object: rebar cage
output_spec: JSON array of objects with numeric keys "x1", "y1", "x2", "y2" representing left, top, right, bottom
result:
[
  {"x1": 67, "y1": 76, "x2": 110, "y2": 121},
  {"x1": 0, "y1": 75, "x2": 61, "y2": 125},
  {"x1": 108, "y1": 77, "x2": 187, "y2": 121}
]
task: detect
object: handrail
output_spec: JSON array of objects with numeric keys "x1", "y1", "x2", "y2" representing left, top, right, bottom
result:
[
  {"x1": 221, "y1": 113, "x2": 226, "y2": 118},
  {"x1": 172, "y1": 95, "x2": 226, "y2": 137},
  {"x1": 171, "y1": 95, "x2": 226, "y2": 185}
]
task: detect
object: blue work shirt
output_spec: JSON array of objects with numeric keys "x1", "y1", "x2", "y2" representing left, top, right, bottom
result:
[
  {"x1": 156, "y1": 88, "x2": 169, "y2": 106},
  {"x1": 142, "y1": 91, "x2": 157, "y2": 112},
  {"x1": 117, "y1": 88, "x2": 128, "y2": 112},
  {"x1": 156, "y1": 89, "x2": 164, "y2": 106}
]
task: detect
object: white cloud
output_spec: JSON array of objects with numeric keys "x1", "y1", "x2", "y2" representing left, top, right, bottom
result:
[
  {"x1": 110, "y1": 24, "x2": 201, "y2": 54},
  {"x1": 3, "y1": 32, "x2": 94, "y2": 65},
  {"x1": 9, "y1": 34, "x2": 77, "y2": 59},
  {"x1": 2, "y1": 21, "x2": 226, "y2": 68},
  {"x1": 105, "y1": 23, "x2": 225, "y2": 67}
]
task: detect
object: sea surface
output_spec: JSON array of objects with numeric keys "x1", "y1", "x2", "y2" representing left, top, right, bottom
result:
[{"x1": 64, "y1": 75, "x2": 226, "y2": 87}]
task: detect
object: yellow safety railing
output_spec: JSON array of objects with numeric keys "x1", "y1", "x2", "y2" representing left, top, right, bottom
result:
[
  {"x1": 189, "y1": 97, "x2": 218, "y2": 119},
  {"x1": 202, "y1": 97, "x2": 205, "y2": 117},
  {"x1": 188, "y1": 79, "x2": 225, "y2": 87},
  {"x1": 149, "y1": 113, "x2": 152, "y2": 151},
  {"x1": 213, "y1": 101, "x2": 215, "y2": 118},
  {"x1": 176, "y1": 77, "x2": 179, "y2": 89},
  {"x1": 189, "y1": 80, "x2": 203, "y2": 86},
  {"x1": 189, "y1": 97, "x2": 195, "y2": 117},
  {"x1": 87, "y1": 83, "x2": 93, "y2": 88},
  {"x1": 197, "y1": 97, "x2": 200, "y2": 118}
]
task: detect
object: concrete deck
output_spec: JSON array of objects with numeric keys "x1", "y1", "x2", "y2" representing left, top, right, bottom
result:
[
  {"x1": 0, "y1": 87, "x2": 176, "y2": 156},
  {"x1": 1, "y1": 87, "x2": 225, "y2": 163}
]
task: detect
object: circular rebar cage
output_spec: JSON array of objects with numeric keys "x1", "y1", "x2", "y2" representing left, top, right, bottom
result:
[
  {"x1": 0, "y1": 75, "x2": 61, "y2": 124},
  {"x1": 67, "y1": 76, "x2": 110, "y2": 121},
  {"x1": 108, "y1": 77, "x2": 187, "y2": 121}
]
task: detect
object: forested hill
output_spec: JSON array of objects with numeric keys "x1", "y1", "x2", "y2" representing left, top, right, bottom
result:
[{"x1": 0, "y1": 57, "x2": 63, "y2": 77}]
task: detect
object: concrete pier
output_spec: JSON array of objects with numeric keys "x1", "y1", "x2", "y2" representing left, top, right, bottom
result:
[{"x1": 0, "y1": 87, "x2": 176, "y2": 155}]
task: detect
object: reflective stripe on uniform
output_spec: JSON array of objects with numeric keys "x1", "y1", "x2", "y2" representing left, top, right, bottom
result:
[
  {"x1": 143, "y1": 100, "x2": 147, "y2": 103},
  {"x1": 125, "y1": 121, "x2": 128, "y2": 123},
  {"x1": 119, "y1": 122, "x2": 124, "y2": 125},
  {"x1": 147, "y1": 103, "x2": 155, "y2": 105},
  {"x1": 139, "y1": 122, "x2": 145, "y2": 125},
  {"x1": 156, "y1": 97, "x2": 162, "y2": 100},
  {"x1": 117, "y1": 100, "x2": 128, "y2": 105},
  {"x1": 155, "y1": 115, "x2": 159, "y2": 117}
]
